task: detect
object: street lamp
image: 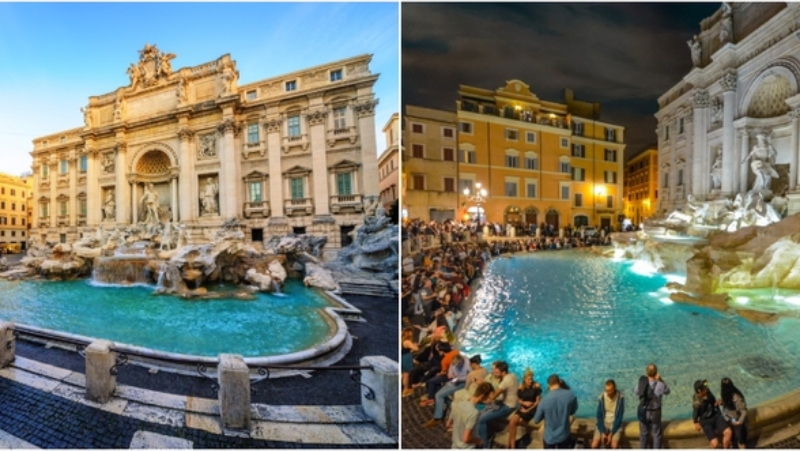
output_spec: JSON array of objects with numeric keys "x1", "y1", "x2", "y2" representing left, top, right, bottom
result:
[{"x1": 463, "y1": 182, "x2": 488, "y2": 226}]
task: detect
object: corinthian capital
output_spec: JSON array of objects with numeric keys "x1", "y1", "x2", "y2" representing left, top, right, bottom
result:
[
  {"x1": 264, "y1": 117, "x2": 283, "y2": 133},
  {"x1": 218, "y1": 119, "x2": 238, "y2": 135},
  {"x1": 354, "y1": 99, "x2": 379, "y2": 117},
  {"x1": 178, "y1": 127, "x2": 195, "y2": 141},
  {"x1": 720, "y1": 70, "x2": 737, "y2": 92},
  {"x1": 788, "y1": 108, "x2": 800, "y2": 120},
  {"x1": 692, "y1": 89, "x2": 710, "y2": 109},
  {"x1": 306, "y1": 109, "x2": 328, "y2": 126}
]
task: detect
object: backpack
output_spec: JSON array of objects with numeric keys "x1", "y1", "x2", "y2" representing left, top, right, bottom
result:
[{"x1": 637, "y1": 376, "x2": 655, "y2": 423}]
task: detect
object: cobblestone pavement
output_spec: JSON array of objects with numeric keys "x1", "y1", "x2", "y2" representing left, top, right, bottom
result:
[{"x1": 401, "y1": 388, "x2": 450, "y2": 449}]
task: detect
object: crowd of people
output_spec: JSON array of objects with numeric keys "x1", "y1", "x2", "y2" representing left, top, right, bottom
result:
[
  {"x1": 401, "y1": 218, "x2": 750, "y2": 449},
  {"x1": 402, "y1": 218, "x2": 618, "y2": 244}
]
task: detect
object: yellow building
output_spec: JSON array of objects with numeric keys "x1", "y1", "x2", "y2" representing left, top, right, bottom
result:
[
  {"x1": 0, "y1": 173, "x2": 32, "y2": 253},
  {"x1": 623, "y1": 146, "x2": 658, "y2": 225},
  {"x1": 402, "y1": 106, "x2": 459, "y2": 221},
  {"x1": 456, "y1": 81, "x2": 625, "y2": 231},
  {"x1": 378, "y1": 113, "x2": 399, "y2": 210}
]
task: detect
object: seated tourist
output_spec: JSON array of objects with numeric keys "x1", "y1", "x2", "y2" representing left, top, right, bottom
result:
[
  {"x1": 507, "y1": 368, "x2": 542, "y2": 449},
  {"x1": 452, "y1": 382, "x2": 494, "y2": 449},
  {"x1": 693, "y1": 379, "x2": 731, "y2": 449},
  {"x1": 476, "y1": 361, "x2": 518, "y2": 447},
  {"x1": 591, "y1": 379, "x2": 624, "y2": 449}
]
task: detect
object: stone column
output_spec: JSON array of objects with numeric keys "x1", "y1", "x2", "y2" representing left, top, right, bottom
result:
[
  {"x1": 114, "y1": 143, "x2": 130, "y2": 224},
  {"x1": 171, "y1": 176, "x2": 178, "y2": 223},
  {"x1": 265, "y1": 117, "x2": 284, "y2": 219},
  {"x1": 49, "y1": 159, "x2": 57, "y2": 229},
  {"x1": 178, "y1": 128, "x2": 195, "y2": 221},
  {"x1": 721, "y1": 72, "x2": 737, "y2": 195},
  {"x1": 356, "y1": 99, "x2": 380, "y2": 198},
  {"x1": 692, "y1": 89, "x2": 710, "y2": 197},
  {"x1": 85, "y1": 339, "x2": 116, "y2": 404},
  {"x1": 359, "y1": 356, "x2": 398, "y2": 438},
  {"x1": 218, "y1": 119, "x2": 240, "y2": 219},
  {"x1": 307, "y1": 105, "x2": 330, "y2": 216},
  {"x1": 68, "y1": 152, "x2": 78, "y2": 227},
  {"x1": 85, "y1": 144, "x2": 100, "y2": 226},
  {"x1": 131, "y1": 182, "x2": 138, "y2": 224},
  {"x1": 739, "y1": 129, "x2": 750, "y2": 194},
  {"x1": 0, "y1": 321, "x2": 15, "y2": 368},
  {"x1": 217, "y1": 354, "x2": 250, "y2": 429},
  {"x1": 790, "y1": 109, "x2": 800, "y2": 190}
]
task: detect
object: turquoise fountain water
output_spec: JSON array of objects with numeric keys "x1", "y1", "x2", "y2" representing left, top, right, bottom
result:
[
  {"x1": 458, "y1": 251, "x2": 800, "y2": 420},
  {"x1": 0, "y1": 278, "x2": 334, "y2": 357}
]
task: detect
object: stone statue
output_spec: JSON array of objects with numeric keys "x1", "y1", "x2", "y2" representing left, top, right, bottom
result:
[
  {"x1": 710, "y1": 97, "x2": 723, "y2": 126},
  {"x1": 688, "y1": 35, "x2": 702, "y2": 67},
  {"x1": 159, "y1": 221, "x2": 173, "y2": 251},
  {"x1": 742, "y1": 133, "x2": 778, "y2": 194},
  {"x1": 375, "y1": 201, "x2": 386, "y2": 218},
  {"x1": 771, "y1": 192, "x2": 789, "y2": 219},
  {"x1": 176, "y1": 78, "x2": 187, "y2": 102},
  {"x1": 720, "y1": 3, "x2": 733, "y2": 44},
  {"x1": 710, "y1": 149, "x2": 723, "y2": 190},
  {"x1": 101, "y1": 153, "x2": 114, "y2": 174},
  {"x1": 158, "y1": 52, "x2": 175, "y2": 78},
  {"x1": 127, "y1": 63, "x2": 142, "y2": 89},
  {"x1": 199, "y1": 134, "x2": 217, "y2": 158},
  {"x1": 140, "y1": 183, "x2": 160, "y2": 224},
  {"x1": 113, "y1": 97, "x2": 124, "y2": 121},
  {"x1": 81, "y1": 107, "x2": 92, "y2": 128},
  {"x1": 219, "y1": 63, "x2": 236, "y2": 97},
  {"x1": 200, "y1": 177, "x2": 219, "y2": 215},
  {"x1": 103, "y1": 190, "x2": 116, "y2": 220}
]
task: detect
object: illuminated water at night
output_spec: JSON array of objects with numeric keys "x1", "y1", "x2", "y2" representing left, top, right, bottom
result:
[
  {"x1": 0, "y1": 278, "x2": 334, "y2": 357},
  {"x1": 458, "y1": 251, "x2": 800, "y2": 420}
]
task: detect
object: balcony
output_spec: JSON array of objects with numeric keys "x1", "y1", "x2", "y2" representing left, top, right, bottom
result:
[
  {"x1": 330, "y1": 194, "x2": 363, "y2": 214},
  {"x1": 284, "y1": 198, "x2": 313, "y2": 216},
  {"x1": 243, "y1": 201, "x2": 270, "y2": 219},
  {"x1": 281, "y1": 134, "x2": 309, "y2": 153},
  {"x1": 77, "y1": 215, "x2": 87, "y2": 226},
  {"x1": 326, "y1": 126, "x2": 358, "y2": 147},
  {"x1": 242, "y1": 141, "x2": 266, "y2": 159},
  {"x1": 57, "y1": 215, "x2": 68, "y2": 226}
]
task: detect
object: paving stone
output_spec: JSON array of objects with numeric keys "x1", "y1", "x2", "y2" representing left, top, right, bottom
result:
[{"x1": 129, "y1": 430, "x2": 193, "y2": 449}]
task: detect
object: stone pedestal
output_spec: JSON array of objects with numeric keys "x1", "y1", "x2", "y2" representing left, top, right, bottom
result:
[
  {"x1": 360, "y1": 356, "x2": 398, "y2": 439},
  {"x1": 218, "y1": 353, "x2": 251, "y2": 429},
  {"x1": 85, "y1": 339, "x2": 116, "y2": 404},
  {"x1": 0, "y1": 321, "x2": 15, "y2": 368}
]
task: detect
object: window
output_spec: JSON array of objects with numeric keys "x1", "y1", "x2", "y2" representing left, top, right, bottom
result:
[
  {"x1": 21, "y1": 218, "x2": 25, "y2": 226},
  {"x1": 560, "y1": 161, "x2": 571, "y2": 173},
  {"x1": 572, "y1": 167, "x2": 585, "y2": 181},
  {"x1": 246, "y1": 90, "x2": 257, "y2": 100},
  {"x1": 60, "y1": 159, "x2": 68, "y2": 174},
  {"x1": 443, "y1": 178, "x2": 455, "y2": 192},
  {"x1": 247, "y1": 123, "x2": 259, "y2": 143},
  {"x1": 443, "y1": 148, "x2": 454, "y2": 161},
  {"x1": 604, "y1": 149, "x2": 617, "y2": 162},
  {"x1": 604, "y1": 171, "x2": 617, "y2": 184},
  {"x1": 571, "y1": 144, "x2": 585, "y2": 158},
  {"x1": 59, "y1": 201, "x2": 67, "y2": 216},
  {"x1": 10, "y1": 218, "x2": 14, "y2": 226},
  {"x1": 0, "y1": 217, "x2": 5, "y2": 225},
  {"x1": 459, "y1": 122, "x2": 472, "y2": 134},
  {"x1": 287, "y1": 115, "x2": 301, "y2": 137},
  {"x1": 330, "y1": 69, "x2": 342, "y2": 82},
  {"x1": 80, "y1": 155, "x2": 87, "y2": 173},
  {"x1": 526, "y1": 132, "x2": 536, "y2": 143},
  {"x1": 459, "y1": 149, "x2": 476, "y2": 164},
  {"x1": 505, "y1": 129, "x2": 518, "y2": 141},
  {"x1": 412, "y1": 144, "x2": 424, "y2": 158},
  {"x1": 607, "y1": 195, "x2": 614, "y2": 208},
  {"x1": 525, "y1": 155, "x2": 538, "y2": 170},
  {"x1": 285, "y1": 80, "x2": 297, "y2": 92},
  {"x1": 411, "y1": 123, "x2": 424, "y2": 134},
  {"x1": 561, "y1": 185, "x2": 570, "y2": 200},
  {"x1": 20, "y1": 205, "x2": 24, "y2": 211},
  {"x1": 664, "y1": 125, "x2": 669, "y2": 141},
  {"x1": 10, "y1": 189, "x2": 14, "y2": 196},
  {"x1": 560, "y1": 137, "x2": 569, "y2": 148},
  {"x1": 606, "y1": 127, "x2": 616, "y2": 142},
  {"x1": 79, "y1": 199, "x2": 87, "y2": 216},
  {"x1": 290, "y1": 177, "x2": 304, "y2": 198},
  {"x1": 337, "y1": 173, "x2": 352, "y2": 195},
  {"x1": 1, "y1": 201, "x2": 4, "y2": 209},
  {"x1": 11, "y1": 203, "x2": 15, "y2": 211},
  {"x1": 442, "y1": 127, "x2": 454, "y2": 138},
  {"x1": 333, "y1": 107, "x2": 347, "y2": 130},
  {"x1": 60, "y1": 136, "x2": 66, "y2": 144},
  {"x1": 505, "y1": 182, "x2": 518, "y2": 197},
  {"x1": 575, "y1": 193, "x2": 583, "y2": 207},
  {"x1": 249, "y1": 182, "x2": 262, "y2": 202},
  {"x1": 10, "y1": 231, "x2": 14, "y2": 237},
  {"x1": 573, "y1": 122, "x2": 584, "y2": 136},
  {"x1": 678, "y1": 169, "x2": 684, "y2": 186},
  {"x1": 526, "y1": 183, "x2": 537, "y2": 198},
  {"x1": 679, "y1": 118, "x2": 684, "y2": 134},
  {"x1": 42, "y1": 164, "x2": 48, "y2": 178},
  {"x1": 412, "y1": 175, "x2": 425, "y2": 190},
  {"x1": 505, "y1": 155, "x2": 519, "y2": 168},
  {"x1": 459, "y1": 179, "x2": 473, "y2": 194}
]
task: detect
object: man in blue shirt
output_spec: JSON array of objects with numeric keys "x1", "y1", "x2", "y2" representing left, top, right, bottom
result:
[
  {"x1": 533, "y1": 374, "x2": 578, "y2": 449},
  {"x1": 634, "y1": 363, "x2": 671, "y2": 449}
]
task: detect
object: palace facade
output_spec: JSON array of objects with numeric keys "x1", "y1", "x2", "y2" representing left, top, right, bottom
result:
[{"x1": 31, "y1": 45, "x2": 380, "y2": 252}]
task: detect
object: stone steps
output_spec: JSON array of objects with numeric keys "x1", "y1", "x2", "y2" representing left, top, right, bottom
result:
[
  {"x1": 339, "y1": 280, "x2": 396, "y2": 297},
  {"x1": 1, "y1": 357, "x2": 396, "y2": 446}
]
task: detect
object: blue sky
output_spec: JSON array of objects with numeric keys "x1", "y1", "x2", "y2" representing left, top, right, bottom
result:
[{"x1": 0, "y1": 2, "x2": 399, "y2": 176}]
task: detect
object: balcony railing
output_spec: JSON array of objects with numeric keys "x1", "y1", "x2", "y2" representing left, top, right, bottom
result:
[
  {"x1": 281, "y1": 134, "x2": 309, "y2": 152},
  {"x1": 243, "y1": 200, "x2": 270, "y2": 219},
  {"x1": 284, "y1": 198, "x2": 313, "y2": 216},
  {"x1": 326, "y1": 126, "x2": 358, "y2": 146},
  {"x1": 330, "y1": 194, "x2": 363, "y2": 214}
]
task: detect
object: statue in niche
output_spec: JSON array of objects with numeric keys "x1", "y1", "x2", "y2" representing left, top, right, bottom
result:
[
  {"x1": 103, "y1": 190, "x2": 116, "y2": 220},
  {"x1": 720, "y1": 3, "x2": 733, "y2": 44},
  {"x1": 101, "y1": 153, "x2": 114, "y2": 174},
  {"x1": 139, "y1": 183, "x2": 161, "y2": 224},
  {"x1": 710, "y1": 149, "x2": 723, "y2": 191},
  {"x1": 200, "y1": 177, "x2": 219, "y2": 215},
  {"x1": 81, "y1": 107, "x2": 92, "y2": 128},
  {"x1": 742, "y1": 133, "x2": 779, "y2": 194},
  {"x1": 198, "y1": 133, "x2": 217, "y2": 158},
  {"x1": 687, "y1": 35, "x2": 702, "y2": 67}
]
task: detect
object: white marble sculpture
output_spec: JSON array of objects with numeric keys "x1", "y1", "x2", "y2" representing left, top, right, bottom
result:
[
  {"x1": 140, "y1": 183, "x2": 160, "y2": 224},
  {"x1": 742, "y1": 133, "x2": 778, "y2": 194},
  {"x1": 688, "y1": 35, "x2": 702, "y2": 67},
  {"x1": 720, "y1": 2, "x2": 733, "y2": 43},
  {"x1": 103, "y1": 190, "x2": 116, "y2": 220},
  {"x1": 200, "y1": 177, "x2": 219, "y2": 215},
  {"x1": 710, "y1": 149, "x2": 723, "y2": 191}
]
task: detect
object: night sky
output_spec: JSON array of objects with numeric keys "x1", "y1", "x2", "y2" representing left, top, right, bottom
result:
[{"x1": 402, "y1": 2, "x2": 721, "y2": 161}]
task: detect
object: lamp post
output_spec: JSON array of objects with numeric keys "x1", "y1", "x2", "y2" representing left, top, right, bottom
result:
[{"x1": 464, "y1": 182, "x2": 488, "y2": 235}]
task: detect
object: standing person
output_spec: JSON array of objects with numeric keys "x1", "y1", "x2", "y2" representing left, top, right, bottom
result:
[
  {"x1": 533, "y1": 374, "x2": 578, "y2": 449},
  {"x1": 720, "y1": 378, "x2": 747, "y2": 449},
  {"x1": 401, "y1": 327, "x2": 419, "y2": 397},
  {"x1": 475, "y1": 361, "x2": 518, "y2": 447},
  {"x1": 507, "y1": 368, "x2": 542, "y2": 449},
  {"x1": 592, "y1": 379, "x2": 625, "y2": 449},
  {"x1": 693, "y1": 379, "x2": 732, "y2": 449},
  {"x1": 452, "y1": 382, "x2": 494, "y2": 449},
  {"x1": 634, "y1": 363, "x2": 670, "y2": 449}
]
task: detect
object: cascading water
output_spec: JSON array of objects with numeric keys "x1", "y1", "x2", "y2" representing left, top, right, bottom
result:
[{"x1": 92, "y1": 256, "x2": 152, "y2": 285}]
